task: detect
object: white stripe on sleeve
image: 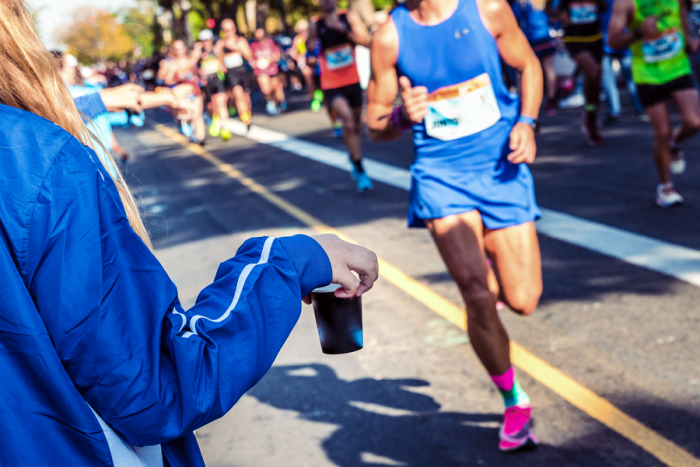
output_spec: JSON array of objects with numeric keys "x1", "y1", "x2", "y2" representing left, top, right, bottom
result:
[{"x1": 182, "y1": 236, "x2": 276, "y2": 338}]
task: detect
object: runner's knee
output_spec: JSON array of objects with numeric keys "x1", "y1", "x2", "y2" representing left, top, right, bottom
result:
[
  {"x1": 684, "y1": 115, "x2": 700, "y2": 133},
  {"x1": 505, "y1": 288, "x2": 540, "y2": 316},
  {"x1": 455, "y1": 275, "x2": 493, "y2": 312}
]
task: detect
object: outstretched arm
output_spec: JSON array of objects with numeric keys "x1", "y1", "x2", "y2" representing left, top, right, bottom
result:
[
  {"x1": 480, "y1": 0, "x2": 542, "y2": 163},
  {"x1": 27, "y1": 140, "x2": 378, "y2": 446}
]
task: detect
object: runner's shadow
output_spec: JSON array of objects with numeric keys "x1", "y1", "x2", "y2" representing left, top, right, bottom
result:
[{"x1": 247, "y1": 364, "x2": 628, "y2": 466}]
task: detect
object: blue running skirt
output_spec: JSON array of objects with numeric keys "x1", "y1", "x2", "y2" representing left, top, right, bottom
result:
[{"x1": 408, "y1": 160, "x2": 541, "y2": 230}]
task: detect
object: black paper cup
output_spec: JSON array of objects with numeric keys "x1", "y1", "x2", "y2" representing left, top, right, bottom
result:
[{"x1": 311, "y1": 283, "x2": 363, "y2": 354}]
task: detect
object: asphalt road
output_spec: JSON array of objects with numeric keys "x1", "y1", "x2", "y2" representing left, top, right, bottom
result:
[{"x1": 115, "y1": 92, "x2": 700, "y2": 467}]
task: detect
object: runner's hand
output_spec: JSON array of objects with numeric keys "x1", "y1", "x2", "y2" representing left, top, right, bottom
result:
[
  {"x1": 100, "y1": 84, "x2": 144, "y2": 113},
  {"x1": 508, "y1": 123, "x2": 536, "y2": 164},
  {"x1": 304, "y1": 234, "x2": 378, "y2": 304},
  {"x1": 399, "y1": 76, "x2": 428, "y2": 123},
  {"x1": 687, "y1": 36, "x2": 700, "y2": 54},
  {"x1": 638, "y1": 16, "x2": 658, "y2": 38}
]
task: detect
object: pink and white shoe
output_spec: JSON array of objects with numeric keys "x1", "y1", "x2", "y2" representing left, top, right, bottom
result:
[{"x1": 499, "y1": 405, "x2": 538, "y2": 452}]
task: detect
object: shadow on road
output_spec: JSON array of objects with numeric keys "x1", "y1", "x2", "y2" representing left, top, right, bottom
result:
[{"x1": 248, "y1": 364, "x2": 645, "y2": 466}]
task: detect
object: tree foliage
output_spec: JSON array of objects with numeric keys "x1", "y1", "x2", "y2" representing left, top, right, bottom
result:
[
  {"x1": 119, "y1": 0, "x2": 158, "y2": 58},
  {"x1": 57, "y1": 8, "x2": 134, "y2": 64}
]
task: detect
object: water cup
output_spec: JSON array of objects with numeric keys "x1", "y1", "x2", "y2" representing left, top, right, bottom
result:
[{"x1": 310, "y1": 283, "x2": 363, "y2": 354}]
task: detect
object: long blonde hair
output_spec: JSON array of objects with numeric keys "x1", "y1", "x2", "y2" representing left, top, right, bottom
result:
[{"x1": 0, "y1": 0, "x2": 152, "y2": 249}]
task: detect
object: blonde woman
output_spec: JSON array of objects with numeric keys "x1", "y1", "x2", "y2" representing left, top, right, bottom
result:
[{"x1": 0, "y1": 2, "x2": 378, "y2": 466}]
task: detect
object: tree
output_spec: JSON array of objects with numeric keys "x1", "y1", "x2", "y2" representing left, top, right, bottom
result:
[
  {"x1": 119, "y1": 0, "x2": 158, "y2": 58},
  {"x1": 57, "y1": 8, "x2": 134, "y2": 64}
]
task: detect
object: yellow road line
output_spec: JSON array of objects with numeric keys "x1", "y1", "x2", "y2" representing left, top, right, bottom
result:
[{"x1": 153, "y1": 123, "x2": 700, "y2": 467}]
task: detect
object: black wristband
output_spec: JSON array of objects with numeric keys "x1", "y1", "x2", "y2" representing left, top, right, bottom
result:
[{"x1": 632, "y1": 27, "x2": 642, "y2": 41}]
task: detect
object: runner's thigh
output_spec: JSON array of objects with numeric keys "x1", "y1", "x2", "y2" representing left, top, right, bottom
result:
[
  {"x1": 425, "y1": 211, "x2": 490, "y2": 291},
  {"x1": 330, "y1": 96, "x2": 353, "y2": 123},
  {"x1": 574, "y1": 50, "x2": 600, "y2": 77},
  {"x1": 483, "y1": 221, "x2": 541, "y2": 314},
  {"x1": 671, "y1": 88, "x2": 700, "y2": 126}
]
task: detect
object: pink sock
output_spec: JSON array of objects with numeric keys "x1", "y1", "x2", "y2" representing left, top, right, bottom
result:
[{"x1": 491, "y1": 367, "x2": 515, "y2": 392}]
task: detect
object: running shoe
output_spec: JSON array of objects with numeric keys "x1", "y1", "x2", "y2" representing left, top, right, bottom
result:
[
  {"x1": 558, "y1": 92, "x2": 585, "y2": 109},
  {"x1": 351, "y1": 166, "x2": 373, "y2": 192},
  {"x1": 209, "y1": 115, "x2": 221, "y2": 137},
  {"x1": 311, "y1": 89, "x2": 324, "y2": 112},
  {"x1": 189, "y1": 134, "x2": 205, "y2": 146},
  {"x1": 240, "y1": 112, "x2": 252, "y2": 131},
  {"x1": 221, "y1": 128, "x2": 232, "y2": 141},
  {"x1": 333, "y1": 121, "x2": 343, "y2": 138},
  {"x1": 279, "y1": 101, "x2": 288, "y2": 112},
  {"x1": 129, "y1": 111, "x2": 145, "y2": 127},
  {"x1": 266, "y1": 101, "x2": 278, "y2": 116},
  {"x1": 581, "y1": 111, "x2": 603, "y2": 146},
  {"x1": 635, "y1": 111, "x2": 650, "y2": 122},
  {"x1": 603, "y1": 114, "x2": 622, "y2": 127},
  {"x1": 545, "y1": 101, "x2": 557, "y2": 116},
  {"x1": 656, "y1": 183, "x2": 683, "y2": 208},
  {"x1": 499, "y1": 405, "x2": 538, "y2": 452},
  {"x1": 670, "y1": 146, "x2": 686, "y2": 175},
  {"x1": 180, "y1": 120, "x2": 193, "y2": 137}
]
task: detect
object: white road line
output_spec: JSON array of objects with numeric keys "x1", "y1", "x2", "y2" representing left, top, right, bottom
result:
[{"x1": 228, "y1": 121, "x2": 700, "y2": 287}]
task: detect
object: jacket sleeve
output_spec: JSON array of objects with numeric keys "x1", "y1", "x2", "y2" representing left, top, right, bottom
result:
[
  {"x1": 25, "y1": 139, "x2": 332, "y2": 446},
  {"x1": 73, "y1": 93, "x2": 107, "y2": 121}
]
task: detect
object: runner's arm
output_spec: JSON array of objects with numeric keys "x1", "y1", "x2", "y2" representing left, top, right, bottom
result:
[
  {"x1": 482, "y1": 0, "x2": 541, "y2": 120},
  {"x1": 365, "y1": 19, "x2": 403, "y2": 142},
  {"x1": 306, "y1": 22, "x2": 318, "y2": 55},
  {"x1": 240, "y1": 38, "x2": 254, "y2": 61},
  {"x1": 607, "y1": 0, "x2": 640, "y2": 49},
  {"x1": 215, "y1": 40, "x2": 226, "y2": 67},
  {"x1": 480, "y1": 0, "x2": 542, "y2": 163},
  {"x1": 347, "y1": 10, "x2": 371, "y2": 47},
  {"x1": 680, "y1": 0, "x2": 700, "y2": 52}
]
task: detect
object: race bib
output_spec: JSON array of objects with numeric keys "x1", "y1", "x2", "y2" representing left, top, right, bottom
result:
[
  {"x1": 425, "y1": 73, "x2": 501, "y2": 141},
  {"x1": 224, "y1": 53, "x2": 244, "y2": 69},
  {"x1": 569, "y1": 2, "x2": 598, "y2": 24},
  {"x1": 324, "y1": 44, "x2": 355, "y2": 71},
  {"x1": 642, "y1": 29, "x2": 683, "y2": 63},
  {"x1": 201, "y1": 57, "x2": 220, "y2": 74},
  {"x1": 256, "y1": 58, "x2": 271, "y2": 69}
]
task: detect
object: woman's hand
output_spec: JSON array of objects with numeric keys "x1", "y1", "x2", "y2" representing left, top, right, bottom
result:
[
  {"x1": 306, "y1": 234, "x2": 379, "y2": 303},
  {"x1": 99, "y1": 84, "x2": 144, "y2": 112}
]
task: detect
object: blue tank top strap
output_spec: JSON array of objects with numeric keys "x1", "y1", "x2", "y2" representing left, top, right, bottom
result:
[{"x1": 390, "y1": 0, "x2": 519, "y2": 171}]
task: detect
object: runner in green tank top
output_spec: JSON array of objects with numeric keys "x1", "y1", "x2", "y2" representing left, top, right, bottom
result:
[
  {"x1": 609, "y1": 0, "x2": 700, "y2": 207},
  {"x1": 630, "y1": 0, "x2": 691, "y2": 83}
]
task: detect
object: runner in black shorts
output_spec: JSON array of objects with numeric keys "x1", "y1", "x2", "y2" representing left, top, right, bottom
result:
[
  {"x1": 323, "y1": 82, "x2": 363, "y2": 109},
  {"x1": 636, "y1": 74, "x2": 697, "y2": 108},
  {"x1": 548, "y1": 0, "x2": 606, "y2": 145},
  {"x1": 218, "y1": 18, "x2": 253, "y2": 128},
  {"x1": 309, "y1": 0, "x2": 373, "y2": 191},
  {"x1": 609, "y1": 0, "x2": 700, "y2": 207},
  {"x1": 196, "y1": 29, "x2": 232, "y2": 140}
]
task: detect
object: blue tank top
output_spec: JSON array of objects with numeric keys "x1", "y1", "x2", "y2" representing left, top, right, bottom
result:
[
  {"x1": 392, "y1": 0, "x2": 519, "y2": 170},
  {"x1": 512, "y1": 2, "x2": 551, "y2": 43}
]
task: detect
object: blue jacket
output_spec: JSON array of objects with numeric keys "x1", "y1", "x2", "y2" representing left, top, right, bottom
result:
[{"x1": 0, "y1": 103, "x2": 332, "y2": 466}]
